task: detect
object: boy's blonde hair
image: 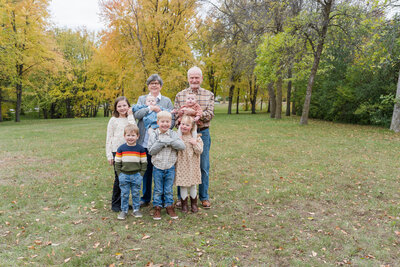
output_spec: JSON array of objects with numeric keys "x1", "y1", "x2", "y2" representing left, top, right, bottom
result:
[
  {"x1": 181, "y1": 115, "x2": 195, "y2": 134},
  {"x1": 124, "y1": 124, "x2": 139, "y2": 135},
  {"x1": 157, "y1": 110, "x2": 172, "y2": 121}
]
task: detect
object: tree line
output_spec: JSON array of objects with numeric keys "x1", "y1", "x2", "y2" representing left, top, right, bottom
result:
[{"x1": 1, "y1": 0, "x2": 400, "y2": 131}]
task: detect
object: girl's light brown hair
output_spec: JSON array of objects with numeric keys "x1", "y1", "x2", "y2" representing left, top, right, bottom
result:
[
  {"x1": 181, "y1": 115, "x2": 195, "y2": 134},
  {"x1": 113, "y1": 96, "x2": 131, "y2": 117}
]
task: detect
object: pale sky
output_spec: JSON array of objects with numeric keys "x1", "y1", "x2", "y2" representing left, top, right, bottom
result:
[{"x1": 49, "y1": 0, "x2": 105, "y2": 32}]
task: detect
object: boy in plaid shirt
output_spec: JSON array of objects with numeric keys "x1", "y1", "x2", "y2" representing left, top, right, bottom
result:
[{"x1": 148, "y1": 111, "x2": 185, "y2": 220}]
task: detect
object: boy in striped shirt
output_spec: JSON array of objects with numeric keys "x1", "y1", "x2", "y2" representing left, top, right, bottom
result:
[{"x1": 115, "y1": 124, "x2": 147, "y2": 220}]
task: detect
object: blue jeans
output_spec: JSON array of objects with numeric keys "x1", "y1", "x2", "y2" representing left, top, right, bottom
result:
[
  {"x1": 141, "y1": 148, "x2": 153, "y2": 203},
  {"x1": 199, "y1": 128, "x2": 211, "y2": 201},
  {"x1": 119, "y1": 172, "x2": 143, "y2": 212},
  {"x1": 153, "y1": 166, "x2": 175, "y2": 207}
]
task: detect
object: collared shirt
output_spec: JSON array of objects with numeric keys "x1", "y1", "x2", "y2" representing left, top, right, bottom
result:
[
  {"x1": 149, "y1": 93, "x2": 162, "y2": 103},
  {"x1": 174, "y1": 87, "x2": 215, "y2": 128},
  {"x1": 148, "y1": 129, "x2": 185, "y2": 170}
]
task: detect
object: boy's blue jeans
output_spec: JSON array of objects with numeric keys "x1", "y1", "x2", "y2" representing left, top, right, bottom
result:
[
  {"x1": 119, "y1": 172, "x2": 143, "y2": 212},
  {"x1": 152, "y1": 166, "x2": 175, "y2": 207}
]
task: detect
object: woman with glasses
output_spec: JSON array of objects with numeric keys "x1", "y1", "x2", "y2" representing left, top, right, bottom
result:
[{"x1": 134, "y1": 74, "x2": 174, "y2": 208}]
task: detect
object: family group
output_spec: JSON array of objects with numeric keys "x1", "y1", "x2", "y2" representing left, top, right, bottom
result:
[{"x1": 105, "y1": 67, "x2": 214, "y2": 220}]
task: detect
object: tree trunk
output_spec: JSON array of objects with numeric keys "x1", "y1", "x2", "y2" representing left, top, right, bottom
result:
[
  {"x1": 268, "y1": 82, "x2": 276, "y2": 118},
  {"x1": 15, "y1": 83, "x2": 22, "y2": 122},
  {"x1": 14, "y1": 63, "x2": 23, "y2": 122},
  {"x1": 275, "y1": 74, "x2": 283, "y2": 119},
  {"x1": 0, "y1": 88, "x2": 3, "y2": 122},
  {"x1": 208, "y1": 65, "x2": 218, "y2": 96},
  {"x1": 66, "y1": 99, "x2": 73, "y2": 118},
  {"x1": 50, "y1": 103, "x2": 56, "y2": 119},
  {"x1": 300, "y1": 0, "x2": 333, "y2": 125},
  {"x1": 228, "y1": 84, "x2": 234, "y2": 115},
  {"x1": 286, "y1": 66, "x2": 292, "y2": 116},
  {"x1": 228, "y1": 71, "x2": 236, "y2": 115},
  {"x1": 250, "y1": 82, "x2": 258, "y2": 114},
  {"x1": 236, "y1": 87, "x2": 240, "y2": 114},
  {"x1": 104, "y1": 102, "x2": 109, "y2": 117},
  {"x1": 260, "y1": 99, "x2": 263, "y2": 111},
  {"x1": 292, "y1": 100, "x2": 296, "y2": 115},
  {"x1": 43, "y1": 107, "x2": 48, "y2": 119},
  {"x1": 390, "y1": 69, "x2": 400, "y2": 132}
]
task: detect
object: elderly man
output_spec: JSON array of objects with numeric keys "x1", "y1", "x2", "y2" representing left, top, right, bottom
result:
[
  {"x1": 174, "y1": 66, "x2": 214, "y2": 209},
  {"x1": 135, "y1": 74, "x2": 174, "y2": 207}
]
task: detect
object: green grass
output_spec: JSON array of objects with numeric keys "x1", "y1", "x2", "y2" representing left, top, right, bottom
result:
[{"x1": 0, "y1": 107, "x2": 399, "y2": 266}]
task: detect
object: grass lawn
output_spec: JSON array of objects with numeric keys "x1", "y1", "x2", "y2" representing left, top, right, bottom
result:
[{"x1": 0, "y1": 106, "x2": 399, "y2": 266}]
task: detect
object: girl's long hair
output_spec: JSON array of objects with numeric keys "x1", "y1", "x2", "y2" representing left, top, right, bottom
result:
[{"x1": 112, "y1": 96, "x2": 131, "y2": 117}]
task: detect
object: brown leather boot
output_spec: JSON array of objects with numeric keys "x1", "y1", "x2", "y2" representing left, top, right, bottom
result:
[
  {"x1": 181, "y1": 197, "x2": 189, "y2": 213},
  {"x1": 153, "y1": 206, "x2": 161, "y2": 220},
  {"x1": 166, "y1": 206, "x2": 178, "y2": 219},
  {"x1": 190, "y1": 196, "x2": 199, "y2": 213}
]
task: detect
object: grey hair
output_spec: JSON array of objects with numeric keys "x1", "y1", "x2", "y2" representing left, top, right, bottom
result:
[
  {"x1": 187, "y1": 66, "x2": 203, "y2": 78},
  {"x1": 146, "y1": 74, "x2": 163, "y2": 86}
]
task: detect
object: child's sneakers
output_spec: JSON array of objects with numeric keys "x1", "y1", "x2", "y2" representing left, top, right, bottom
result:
[
  {"x1": 166, "y1": 206, "x2": 178, "y2": 219},
  {"x1": 117, "y1": 211, "x2": 128, "y2": 220},
  {"x1": 153, "y1": 206, "x2": 162, "y2": 220},
  {"x1": 133, "y1": 210, "x2": 143, "y2": 218}
]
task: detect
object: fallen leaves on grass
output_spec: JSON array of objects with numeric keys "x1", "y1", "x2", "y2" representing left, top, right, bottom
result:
[
  {"x1": 64, "y1": 257, "x2": 71, "y2": 263},
  {"x1": 146, "y1": 262, "x2": 162, "y2": 267},
  {"x1": 93, "y1": 242, "x2": 100, "y2": 248},
  {"x1": 310, "y1": 251, "x2": 317, "y2": 257},
  {"x1": 142, "y1": 234, "x2": 151, "y2": 240},
  {"x1": 72, "y1": 220, "x2": 82, "y2": 225},
  {"x1": 129, "y1": 248, "x2": 142, "y2": 251}
]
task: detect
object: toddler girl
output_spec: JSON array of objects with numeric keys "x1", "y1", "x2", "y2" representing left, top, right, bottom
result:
[
  {"x1": 105, "y1": 96, "x2": 136, "y2": 212},
  {"x1": 175, "y1": 115, "x2": 203, "y2": 213}
]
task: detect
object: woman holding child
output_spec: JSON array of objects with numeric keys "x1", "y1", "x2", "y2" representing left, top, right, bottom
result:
[{"x1": 134, "y1": 74, "x2": 174, "y2": 207}]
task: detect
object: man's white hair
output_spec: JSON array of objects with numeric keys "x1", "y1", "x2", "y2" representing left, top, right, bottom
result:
[{"x1": 187, "y1": 66, "x2": 203, "y2": 78}]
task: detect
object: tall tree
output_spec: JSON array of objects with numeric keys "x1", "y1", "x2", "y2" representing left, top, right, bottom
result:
[
  {"x1": 299, "y1": 0, "x2": 335, "y2": 125},
  {"x1": 2, "y1": 0, "x2": 56, "y2": 122},
  {"x1": 100, "y1": 0, "x2": 196, "y2": 99},
  {"x1": 390, "y1": 69, "x2": 400, "y2": 132}
]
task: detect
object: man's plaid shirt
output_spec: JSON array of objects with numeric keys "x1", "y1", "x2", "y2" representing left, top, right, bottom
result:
[{"x1": 174, "y1": 87, "x2": 215, "y2": 128}]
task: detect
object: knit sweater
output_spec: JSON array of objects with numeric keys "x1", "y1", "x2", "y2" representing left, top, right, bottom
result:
[
  {"x1": 105, "y1": 114, "x2": 136, "y2": 160},
  {"x1": 114, "y1": 143, "x2": 147, "y2": 176}
]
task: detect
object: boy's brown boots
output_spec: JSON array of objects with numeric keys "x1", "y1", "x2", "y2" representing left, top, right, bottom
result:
[{"x1": 166, "y1": 206, "x2": 178, "y2": 219}]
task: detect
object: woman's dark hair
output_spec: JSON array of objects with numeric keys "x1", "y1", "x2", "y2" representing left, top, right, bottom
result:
[
  {"x1": 113, "y1": 96, "x2": 130, "y2": 117},
  {"x1": 146, "y1": 74, "x2": 163, "y2": 87}
]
